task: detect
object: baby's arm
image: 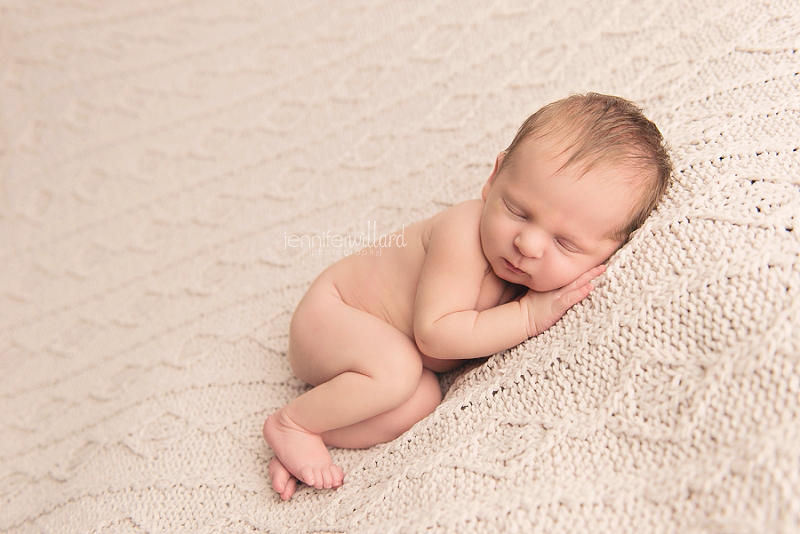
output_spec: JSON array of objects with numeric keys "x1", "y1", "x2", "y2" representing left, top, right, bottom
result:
[{"x1": 413, "y1": 202, "x2": 601, "y2": 361}]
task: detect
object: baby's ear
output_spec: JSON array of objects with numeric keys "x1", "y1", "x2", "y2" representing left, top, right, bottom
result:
[{"x1": 482, "y1": 151, "x2": 506, "y2": 201}]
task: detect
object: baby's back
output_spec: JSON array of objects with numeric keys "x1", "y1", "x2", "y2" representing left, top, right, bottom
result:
[{"x1": 321, "y1": 216, "x2": 435, "y2": 340}]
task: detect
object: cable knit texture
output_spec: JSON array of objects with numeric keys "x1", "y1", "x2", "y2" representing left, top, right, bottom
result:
[{"x1": 1, "y1": 1, "x2": 799, "y2": 533}]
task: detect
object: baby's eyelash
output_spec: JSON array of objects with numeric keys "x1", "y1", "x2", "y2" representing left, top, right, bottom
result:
[
  {"x1": 504, "y1": 200, "x2": 525, "y2": 218},
  {"x1": 556, "y1": 238, "x2": 579, "y2": 253}
]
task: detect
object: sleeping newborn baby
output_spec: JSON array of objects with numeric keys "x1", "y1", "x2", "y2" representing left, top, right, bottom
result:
[{"x1": 263, "y1": 92, "x2": 672, "y2": 500}]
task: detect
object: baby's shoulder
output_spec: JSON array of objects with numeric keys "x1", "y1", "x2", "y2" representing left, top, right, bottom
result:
[
  {"x1": 431, "y1": 199, "x2": 484, "y2": 229},
  {"x1": 423, "y1": 199, "x2": 484, "y2": 251}
]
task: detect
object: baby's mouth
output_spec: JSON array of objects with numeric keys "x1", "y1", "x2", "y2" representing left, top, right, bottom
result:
[{"x1": 504, "y1": 259, "x2": 525, "y2": 275}]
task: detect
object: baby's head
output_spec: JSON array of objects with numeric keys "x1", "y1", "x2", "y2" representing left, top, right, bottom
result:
[
  {"x1": 479, "y1": 93, "x2": 672, "y2": 291},
  {"x1": 500, "y1": 92, "x2": 672, "y2": 242}
]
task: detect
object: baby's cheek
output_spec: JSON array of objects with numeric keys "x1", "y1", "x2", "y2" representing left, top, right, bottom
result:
[{"x1": 553, "y1": 261, "x2": 584, "y2": 288}]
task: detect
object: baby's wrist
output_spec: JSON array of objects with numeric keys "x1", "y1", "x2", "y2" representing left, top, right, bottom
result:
[{"x1": 519, "y1": 299, "x2": 535, "y2": 338}]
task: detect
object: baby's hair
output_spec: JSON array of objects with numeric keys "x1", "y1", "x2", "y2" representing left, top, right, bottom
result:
[{"x1": 502, "y1": 93, "x2": 672, "y2": 241}]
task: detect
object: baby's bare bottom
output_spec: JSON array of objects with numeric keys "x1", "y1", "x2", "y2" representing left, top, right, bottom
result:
[{"x1": 262, "y1": 276, "x2": 443, "y2": 499}]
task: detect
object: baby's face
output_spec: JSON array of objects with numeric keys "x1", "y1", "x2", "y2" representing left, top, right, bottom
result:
[{"x1": 480, "y1": 137, "x2": 639, "y2": 292}]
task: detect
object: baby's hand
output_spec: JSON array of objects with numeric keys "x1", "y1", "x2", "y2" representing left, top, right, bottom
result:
[{"x1": 521, "y1": 265, "x2": 606, "y2": 338}]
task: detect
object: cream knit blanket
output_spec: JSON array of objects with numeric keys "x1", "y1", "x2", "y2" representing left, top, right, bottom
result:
[{"x1": 1, "y1": 1, "x2": 798, "y2": 532}]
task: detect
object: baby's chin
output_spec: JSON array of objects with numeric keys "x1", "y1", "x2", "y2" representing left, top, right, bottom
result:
[
  {"x1": 492, "y1": 270, "x2": 551, "y2": 293},
  {"x1": 523, "y1": 283, "x2": 562, "y2": 293},
  {"x1": 497, "y1": 272, "x2": 564, "y2": 293}
]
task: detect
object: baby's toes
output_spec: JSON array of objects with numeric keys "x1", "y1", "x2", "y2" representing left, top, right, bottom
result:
[
  {"x1": 269, "y1": 457, "x2": 290, "y2": 493},
  {"x1": 299, "y1": 465, "x2": 316, "y2": 488},
  {"x1": 321, "y1": 465, "x2": 335, "y2": 489},
  {"x1": 311, "y1": 467, "x2": 326, "y2": 489},
  {"x1": 280, "y1": 477, "x2": 297, "y2": 501},
  {"x1": 332, "y1": 465, "x2": 344, "y2": 488}
]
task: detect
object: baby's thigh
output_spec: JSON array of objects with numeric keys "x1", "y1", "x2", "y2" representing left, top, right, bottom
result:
[{"x1": 288, "y1": 277, "x2": 422, "y2": 387}]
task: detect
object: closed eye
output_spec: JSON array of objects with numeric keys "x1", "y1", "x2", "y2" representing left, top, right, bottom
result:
[
  {"x1": 556, "y1": 238, "x2": 580, "y2": 253},
  {"x1": 504, "y1": 200, "x2": 526, "y2": 219}
]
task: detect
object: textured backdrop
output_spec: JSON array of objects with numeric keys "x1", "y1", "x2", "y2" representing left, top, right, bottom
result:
[{"x1": 1, "y1": 1, "x2": 799, "y2": 533}]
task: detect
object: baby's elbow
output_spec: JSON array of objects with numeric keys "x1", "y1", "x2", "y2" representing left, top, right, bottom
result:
[
  {"x1": 413, "y1": 326, "x2": 431, "y2": 356},
  {"x1": 415, "y1": 324, "x2": 455, "y2": 360},
  {"x1": 413, "y1": 322, "x2": 439, "y2": 359}
]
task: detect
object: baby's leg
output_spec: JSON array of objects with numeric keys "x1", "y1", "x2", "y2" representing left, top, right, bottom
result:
[
  {"x1": 321, "y1": 367, "x2": 442, "y2": 449},
  {"x1": 263, "y1": 278, "x2": 424, "y2": 493},
  {"x1": 268, "y1": 369, "x2": 440, "y2": 500}
]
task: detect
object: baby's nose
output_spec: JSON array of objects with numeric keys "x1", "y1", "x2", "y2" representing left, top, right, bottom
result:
[{"x1": 514, "y1": 228, "x2": 547, "y2": 258}]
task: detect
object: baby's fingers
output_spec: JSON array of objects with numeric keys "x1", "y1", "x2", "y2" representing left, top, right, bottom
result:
[
  {"x1": 551, "y1": 265, "x2": 606, "y2": 314},
  {"x1": 558, "y1": 265, "x2": 606, "y2": 297},
  {"x1": 553, "y1": 279, "x2": 595, "y2": 315}
]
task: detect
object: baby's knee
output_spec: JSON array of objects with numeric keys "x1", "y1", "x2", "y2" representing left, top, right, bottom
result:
[
  {"x1": 417, "y1": 368, "x2": 443, "y2": 412},
  {"x1": 375, "y1": 351, "x2": 423, "y2": 404},
  {"x1": 384, "y1": 369, "x2": 442, "y2": 441}
]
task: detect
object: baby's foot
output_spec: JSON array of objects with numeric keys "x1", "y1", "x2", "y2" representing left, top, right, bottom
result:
[
  {"x1": 262, "y1": 409, "x2": 344, "y2": 492},
  {"x1": 268, "y1": 456, "x2": 298, "y2": 500}
]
